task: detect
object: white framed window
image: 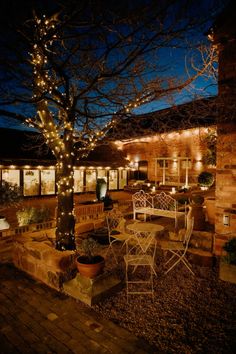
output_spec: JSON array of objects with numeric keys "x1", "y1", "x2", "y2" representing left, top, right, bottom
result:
[
  {"x1": 74, "y1": 169, "x2": 84, "y2": 192},
  {"x1": 23, "y1": 170, "x2": 40, "y2": 196},
  {"x1": 41, "y1": 170, "x2": 55, "y2": 195},
  {"x1": 2, "y1": 169, "x2": 20, "y2": 186}
]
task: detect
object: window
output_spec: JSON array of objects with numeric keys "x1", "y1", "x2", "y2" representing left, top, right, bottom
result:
[
  {"x1": 119, "y1": 169, "x2": 127, "y2": 189},
  {"x1": 158, "y1": 160, "x2": 168, "y2": 168},
  {"x1": 85, "y1": 170, "x2": 96, "y2": 191},
  {"x1": 23, "y1": 170, "x2": 40, "y2": 196},
  {"x1": 74, "y1": 169, "x2": 84, "y2": 192},
  {"x1": 109, "y1": 170, "x2": 118, "y2": 190},
  {"x1": 41, "y1": 170, "x2": 55, "y2": 195},
  {"x1": 2, "y1": 169, "x2": 20, "y2": 186}
]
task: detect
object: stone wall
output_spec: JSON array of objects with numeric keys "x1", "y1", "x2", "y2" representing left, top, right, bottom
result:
[
  {"x1": 0, "y1": 220, "x2": 56, "y2": 264},
  {"x1": 12, "y1": 233, "x2": 77, "y2": 291},
  {"x1": 121, "y1": 127, "x2": 215, "y2": 184},
  {"x1": 214, "y1": 14, "x2": 236, "y2": 255}
]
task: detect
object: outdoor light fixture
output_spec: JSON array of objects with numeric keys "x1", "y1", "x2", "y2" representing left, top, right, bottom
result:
[
  {"x1": 0, "y1": 217, "x2": 10, "y2": 231},
  {"x1": 223, "y1": 213, "x2": 230, "y2": 226}
]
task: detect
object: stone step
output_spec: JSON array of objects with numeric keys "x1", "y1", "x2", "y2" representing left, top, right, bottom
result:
[{"x1": 188, "y1": 248, "x2": 215, "y2": 267}]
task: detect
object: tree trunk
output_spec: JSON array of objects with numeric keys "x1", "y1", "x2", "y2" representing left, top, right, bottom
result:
[{"x1": 55, "y1": 160, "x2": 76, "y2": 251}]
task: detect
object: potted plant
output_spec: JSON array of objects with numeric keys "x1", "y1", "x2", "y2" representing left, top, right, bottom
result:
[
  {"x1": 219, "y1": 238, "x2": 236, "y2": 284},
  {"x1": 197, "y1": 171, "x2": 214, "y2": 190},
  {"x1": 190, "y1": 194, "x2": 205, "y2": 231},
  {"x1": 76, "y1": 238, "x2": 105, "y2": 278}
]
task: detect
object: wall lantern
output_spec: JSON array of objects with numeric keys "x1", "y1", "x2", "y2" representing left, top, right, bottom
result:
[
  {"x1": 223, "y1": 213, "x2": 230, "y2": 226},
  {"x1": 0, "y1": 217, "x2": 10, "y2": 230}
]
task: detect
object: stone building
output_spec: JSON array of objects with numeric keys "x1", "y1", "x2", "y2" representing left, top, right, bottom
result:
[
  {"x1": 114, "y1": 99, "x2": 217, "y2": 187},
  {"x1": 212, "y1": 1, "x2": 236, "y2": 253}
]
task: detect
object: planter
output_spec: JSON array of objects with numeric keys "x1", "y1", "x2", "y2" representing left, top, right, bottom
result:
[
  {"x1": 0, "y1": 216, "x2": 10, "y2": 230},
  {"x1": 219, "y1": 260, "x2": 236, "y2": 284},
  {"x1": 190, "y1": 205, "x2": 206, "y2": 231},
  {"x1": 204, "y1": 197, "x2": 215, "y2": 225},
  {"x1": 76, "y1": 255, "x2": 105, "y2": 279}
]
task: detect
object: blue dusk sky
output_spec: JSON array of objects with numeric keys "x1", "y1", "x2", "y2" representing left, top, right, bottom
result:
[{"x1": 0, "y1": 0, "x2": 225, "y2": 130}]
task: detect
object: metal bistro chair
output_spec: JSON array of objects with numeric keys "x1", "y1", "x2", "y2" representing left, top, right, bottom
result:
[
  {"x1": 161, "y1": 216, "x2": 194, "y2": 275},
  {"x1": 106, "y1": 208, "x2": 130, "y2": 263},
  {"x1": 124, "y1": 229, "x2": 157, "y2": 301}
]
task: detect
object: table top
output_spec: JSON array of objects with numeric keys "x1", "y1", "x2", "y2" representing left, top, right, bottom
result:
[{"x1": 127, "y1": 222, "x2": 164, "y2": 234}]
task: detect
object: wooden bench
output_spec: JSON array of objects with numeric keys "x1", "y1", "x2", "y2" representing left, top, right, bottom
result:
[{"x1": 132, "y1": 190, "x2": 186, "y2": 228}]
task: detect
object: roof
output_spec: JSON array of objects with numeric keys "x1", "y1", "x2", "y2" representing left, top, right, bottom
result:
[
  {"x1": 109, "y1": 97, "x2": 217, "y2": 140},
  {"x1": 0, "y1": 128, "x2": 128, "y2": 168},
  {"x1": 211, "y1": 1, "x2": 236, "y2": 43},
  {"x1": 0, "y1": 128, "x2": 55, "y2": 166}
]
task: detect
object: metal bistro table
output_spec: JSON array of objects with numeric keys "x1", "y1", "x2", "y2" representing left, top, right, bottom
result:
[{"x1": 127, "y1": 221, "x2": 164, "y2": 235}]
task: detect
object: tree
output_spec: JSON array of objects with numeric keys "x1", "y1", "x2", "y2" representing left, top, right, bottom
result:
[{"x1": 0, "y1": 0, "x2": 223, "y2": 250}]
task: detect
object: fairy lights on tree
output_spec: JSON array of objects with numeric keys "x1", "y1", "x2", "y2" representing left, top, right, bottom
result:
[
  {"x1": 0, "y1": 1, "x2": 220, "y2": 250},
  {"x1": 30, "y1": 15, "x2": 149, "y2": 250}
]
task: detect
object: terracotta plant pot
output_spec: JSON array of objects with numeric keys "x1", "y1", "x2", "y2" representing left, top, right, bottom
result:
[{"x1": 76, "y1": 255, "x2": 105, "y2": 279}]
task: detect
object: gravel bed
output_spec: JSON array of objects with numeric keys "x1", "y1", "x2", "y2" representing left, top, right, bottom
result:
[{"x1": 93, "y1": 250, "x2": 236, "y2": 354}]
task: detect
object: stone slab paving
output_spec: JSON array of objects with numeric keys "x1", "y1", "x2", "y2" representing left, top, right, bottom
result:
[{"x1": 0, "y1": 264, "x2": 155, "y2": 354}]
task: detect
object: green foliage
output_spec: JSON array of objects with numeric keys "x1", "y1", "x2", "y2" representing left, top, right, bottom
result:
[
  {"x1": 103, "y1": 193, "x2": 113, "y2": 208},
  {"x1": 223, "y1": 238, "x2": 236, "y2": 265},
  {"x1": 202, "y1": 129, "x2": 217, "y2": 166},
  {"x1": 0, "y1": 181, "x2": 22, "y2": 209},
  {"x1": 190, "y1": 194, "x2": 204, "y2": 205},
  {"x1": 198, "y1": 171, "x2": 214, "y2": 187},
  {"x1": 16, "y1": 206, "x2": 51, "y2": 226},
  {"x1": 177, "y1": 196, "x2": 189, "y2": 205},
  {"x1": 80, "y1": 238, "x2": 101, "y2": 262}
]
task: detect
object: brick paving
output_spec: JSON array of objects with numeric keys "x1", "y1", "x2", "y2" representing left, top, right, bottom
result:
[{"x1": 0, "y1": 263, "x2": 155, "y2": 354}]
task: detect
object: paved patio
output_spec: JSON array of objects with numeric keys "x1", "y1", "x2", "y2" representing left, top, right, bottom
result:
[{"x1": 0, "y1": 263, "x2": 154, "y2": 354}]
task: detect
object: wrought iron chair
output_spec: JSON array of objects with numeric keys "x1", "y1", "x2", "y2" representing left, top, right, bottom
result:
[
  {"x1": 106, "y1": 208, "x2": 131, "y2": 263},
  {"x1": 161, "y1": 216, "x2": 194, "y2": 275},
  {"x1": 124, "y1": 229, "x2": 157, "y2": 301}
]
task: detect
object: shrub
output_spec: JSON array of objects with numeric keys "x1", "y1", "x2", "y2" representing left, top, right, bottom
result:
[
  {"x1": 190, "y1": 194, "x2": 204, "y2": 205},
  {"x1": 80, "y1": 238, "x2": 101, "y2": 262},
  {"x1": 198, "y1": 171, "x2": 214, "y2": 187},
  {"x1": 177, "y1": 196, "x2": 189, "y2": 205},
  {"x1": 16, "y1": 206, "x2": 51, "y2": 226},
  {"x1": 0, "y1": 181, "x2": 22, "y2": 209}
]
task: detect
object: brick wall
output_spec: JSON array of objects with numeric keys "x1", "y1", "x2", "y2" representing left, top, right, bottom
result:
[
  {"x1": 122, "y1": 127, "x2": 215, "y2": 184},
  {"x1": 214, "y1": 26, "x2": 236, "y2": 254}
]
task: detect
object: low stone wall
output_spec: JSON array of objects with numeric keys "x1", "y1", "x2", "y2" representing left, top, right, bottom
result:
[
  {"x1": 1, "y1": 217, "x2": 105, "y2": 290},
  {"x1": 12, "y1": 234, "x2": 77, "y2": 291},
  {"x1": 75, "y1": 202, "x2": 104, "y2": 222},
  {"x1": 188, "y1": 230, "x2": 215, "y2": 267},
  {"x1": 0, "y1": 220, "x2": 56, "y2": 264}
]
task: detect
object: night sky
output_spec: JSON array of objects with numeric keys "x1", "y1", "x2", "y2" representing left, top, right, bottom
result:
[{"x1": 0, "y1": 0, "x2": 227, "y2": 130}]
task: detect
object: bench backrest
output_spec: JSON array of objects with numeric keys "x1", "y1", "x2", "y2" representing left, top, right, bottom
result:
[
  {"x1": 132, "y1": 190, "x2": 153, "y2": 209},
  {"x1": 152, "y1": 192, "x2": 177, "y2": 211}
]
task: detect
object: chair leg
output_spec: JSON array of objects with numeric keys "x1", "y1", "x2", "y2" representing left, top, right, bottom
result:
[
  {"x1": 106, "y1": 243, "x2": 118, "y2": 264},
  {"x1": 165, "y1": 254, "x2": 194, "y2": 275}
]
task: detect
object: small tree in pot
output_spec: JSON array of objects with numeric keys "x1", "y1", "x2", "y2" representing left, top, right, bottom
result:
[
  {"x1": 198, "y1": 171, "x2": 214, "y2": 190},
  {"x1": 76, "y1": 238, "x2": 105, "y2": 279}
]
